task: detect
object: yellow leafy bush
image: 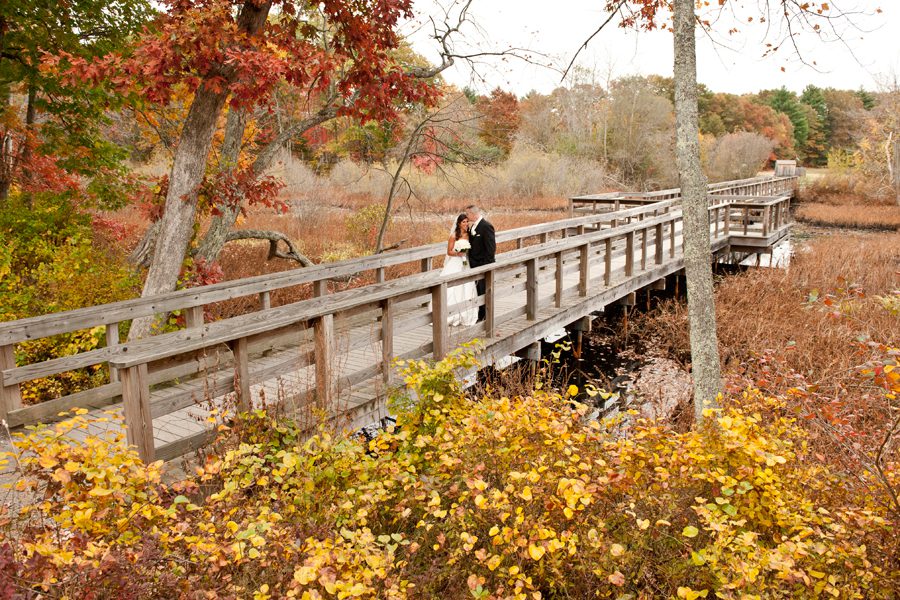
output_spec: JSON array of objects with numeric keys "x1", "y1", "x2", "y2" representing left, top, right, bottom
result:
[{"x1": 0, "y1": 348, "x2": 896, "y2": 598}]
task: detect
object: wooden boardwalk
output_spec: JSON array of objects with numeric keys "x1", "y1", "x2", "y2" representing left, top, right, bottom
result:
[{"x1": 0, "y1": 176, "x2": 796, "y2": 463}]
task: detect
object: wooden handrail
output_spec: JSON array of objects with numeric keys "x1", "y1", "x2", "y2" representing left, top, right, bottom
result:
[{"x1": 0, "y1": 199, "x2": 680, "y2": 347}]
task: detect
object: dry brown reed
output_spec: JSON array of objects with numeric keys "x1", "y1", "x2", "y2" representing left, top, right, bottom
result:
[{"x1": 796, "y1": 203, "x2": 900, "y2": 231}]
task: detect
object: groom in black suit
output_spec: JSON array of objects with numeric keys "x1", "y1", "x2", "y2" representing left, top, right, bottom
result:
[{"x1": 465, "y1": 204, "x2": 496, "y2": 322}]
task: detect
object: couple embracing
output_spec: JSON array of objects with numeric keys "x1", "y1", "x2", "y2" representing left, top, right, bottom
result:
[{"x1": 441, "y1": 205, "x2": 496, "y2": 327}]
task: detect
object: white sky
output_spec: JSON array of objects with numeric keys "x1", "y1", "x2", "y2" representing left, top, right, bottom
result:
[{"x1": 407, "y1": 1, "x2": 900, "y2": 96}]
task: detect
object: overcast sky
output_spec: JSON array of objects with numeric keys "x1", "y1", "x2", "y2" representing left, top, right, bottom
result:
[{"x1": 406, "y1": 1, "x2": 900, "y2": 97}]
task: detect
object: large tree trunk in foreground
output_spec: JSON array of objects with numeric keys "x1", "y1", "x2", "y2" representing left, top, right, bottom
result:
[
  {"x1": 130, "y1": 1, "x2": 271, "y2": 340},
  {"x1": 673, "y1": 0, "x2": 722, "y2": 419}
]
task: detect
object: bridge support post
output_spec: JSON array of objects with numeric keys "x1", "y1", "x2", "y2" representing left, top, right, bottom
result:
[
  {"x1": 526, "y1": 258, "x2": 538, "y2": 320},
  {"x1": 625, "y1": 232, "x2": 634, "y2": 277},
  {"x1": 514, "y1": 342, "x2": 541, "y2": 362},
  {"x1": 0, "y1": 343, "x2": 22, "y2": 427},
  {"x1": 432, "y1": 284, "x2": 448, "y2": 360},
  {"x1": 484, "y1": 271, "x2": 495, "y2": 338},
  {"x1": 381, "y1": 298, "x2": 393, "y2": 384},
  {"x1": 121, "y1": 363, "x2": 154, "y2": 463},
  {"x1": 603, "y1": 239, "x2": 612, "y2": 286},
  {"x1": 579, "y1": 244, "x2": 590, "y2": 297},
  {"x1": 228, "y1": 337, "x2": 252, "y2": 412},
  {"x1": 554, "y1": 252, "x2": 563, "y2": 308},
  {"x1": 315, "y1": 314, "x2": 335, "y2": 409}
]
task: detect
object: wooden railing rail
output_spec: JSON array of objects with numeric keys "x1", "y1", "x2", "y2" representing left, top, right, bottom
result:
[{"x1": 0, "y1": 200, "x2": 681, "y2": 350}]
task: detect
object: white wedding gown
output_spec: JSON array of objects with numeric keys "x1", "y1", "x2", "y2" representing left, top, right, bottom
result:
[{"x1": 442, "y1": 254, "x2": 478, "y2": 327}]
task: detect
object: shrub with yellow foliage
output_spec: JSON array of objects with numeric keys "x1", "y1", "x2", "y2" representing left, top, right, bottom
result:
[{"x1": 0, "y1": 347, "x2": 897, "y2": 598}]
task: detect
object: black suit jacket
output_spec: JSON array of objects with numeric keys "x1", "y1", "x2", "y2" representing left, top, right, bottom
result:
[{"x1": 468, "y1": 218, "x2": 496, "y2": 267}]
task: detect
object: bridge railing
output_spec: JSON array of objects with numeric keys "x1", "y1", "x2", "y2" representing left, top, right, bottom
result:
[
  {"x1": 568, "y1": 175, "x2": 798, "y2": 216},
  {"x1": 104, "y1": 196, "x2": 772, "y2": 461},
  {"x1": 0, "y1": 199, "x2": 681, "y2": 430}
]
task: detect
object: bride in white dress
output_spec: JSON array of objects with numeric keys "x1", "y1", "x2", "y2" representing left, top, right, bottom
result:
[{"x1": 442, "y1": 214, "x2": 479, "y2": 327}]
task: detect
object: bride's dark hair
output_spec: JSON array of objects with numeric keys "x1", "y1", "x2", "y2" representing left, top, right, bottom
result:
[{"x1": 453, "y1": 213, "x2": 467, "y2": 239}]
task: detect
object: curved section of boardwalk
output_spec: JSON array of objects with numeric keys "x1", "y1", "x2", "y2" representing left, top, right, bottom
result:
[{"x1": 0, "y1": 176, "x2": 796, "y2": 463}]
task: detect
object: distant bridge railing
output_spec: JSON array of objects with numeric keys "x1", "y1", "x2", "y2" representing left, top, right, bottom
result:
[{"x1": 568, "y1": 175, "x2": 798, "y2": 217}]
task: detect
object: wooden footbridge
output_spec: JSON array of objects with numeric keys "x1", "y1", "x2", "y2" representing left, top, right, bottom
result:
[{"x1": 0, "y1": 175, "x2": 797, "y2": 463}]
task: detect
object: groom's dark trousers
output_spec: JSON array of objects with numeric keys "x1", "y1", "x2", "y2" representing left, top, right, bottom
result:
[{"x1": 467, "y1": 219, "x2": 496, "y2": 322}]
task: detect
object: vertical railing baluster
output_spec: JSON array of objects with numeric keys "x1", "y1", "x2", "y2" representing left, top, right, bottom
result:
[
  {"x1": 314, "y1": 314, "x2": 335, "y2": 408},
  {"x1": 484, "y1": 270, "x2": 495, "y2": 338},
  {"x1": 121, "y1": 363, "x2": 154, "y2": 462},
  {"x1": 579, "y1": 243, "x2": 590, "y2": 296},
  {"x1": 0, "y1": 344, "x2": 21, "y2": 424},
  {"x1": 526, "y1": 258, "x2": 538, "y2": 320},
  {"x1": 228, "y1": 338, "x2": 251, "y2": 412},
  {"x1": 431, "y1": 284, "x2": 448, "y2": 360},
  {"x1": 381, "y1": 298, "x2": 393, "y2": 384},
  {"x1": 625, "y1": 232, "x2": 634, "y2": 277},
  {"x1": 604, "y1": 238, "x2": 612, "y2": 286},
  {"x1": 105, "y1": 322, "x2": 120, "y2": 383},
  {"x1": 555, "y1": 251, "x2": 563, "y2": 308}
]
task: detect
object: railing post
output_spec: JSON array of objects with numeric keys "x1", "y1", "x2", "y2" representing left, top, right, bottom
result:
[
  {"x1": 604, "y1": 238, "x2": 612, "y2": 286},
  {"x1": 654, "y1": 223, "x2": 663, "y2": 265},
  {"x1": 484, "y1": 270, "x2": 495, "y2": 338},
  {"x1": 105, "y1": 322, "x2": 120, "y2": 383},
  {"x1": 670, "y1": 220, "x2": 676, "y2": 258},
  {"x1": 375, "y1": 267, "x2": 385, "y2": 284},
  {"x1": 743, "y1": 207, "x2": 749, "y2": 235},
  {"x1": 314, "y1": 314, "x2": 335, "y2": 408},
  {"x1": 121, "y1": 363, "x2": 154, "y2": 462},
  {"x1": 540, "y1": 232, "x2": 549, "y2": 244},
  {"x1": 381, "y1": 298, "x2": 393, "y2": 384},
  {"x1": 0, "y1": 344, "x2": 21, "y2": 424},
  {"x1": 421, "y1": 257, "x2": 433, "y2": 273},
  {"x1": 640, "y1": 228, "x2": 647, "y2": 270},
  {"x1": 724, "y1": 206, "x2": 731, "y2": 235},
  {"x1": 579, "y1": 243, "x2": 590, "y2": 296},
  {"x1": 762, "y1": 206, "x2": 771, "y2": 236},
  {"x1": 526, "y1": 258, "x2": 538, "y2": 320},
  {"x1": 625, "y1": 232, "x2": 634, "y2": 277},
  {"x1": 259, "y1": 291, "x2": 271, "y2": 310},
  {"x1": 714, "y1": 208, "x2": 720, "y2": 237},
  {"x1": 432, "y1": 283, "x2": 448, "y2": 360},
  {"x1": 228, "y1": 338, "x2": 252, "y2": 412},
  {"x1": 555, "y1": 252, "x2": 563, "y2": 308},
  {"x1": 516, "y1": 238, "x2": 524, "y2": 250},
  {"x1": 314, "y1": 280, "x2": 328, "y2": 297}
]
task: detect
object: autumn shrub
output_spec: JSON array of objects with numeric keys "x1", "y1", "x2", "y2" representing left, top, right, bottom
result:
[
  {"x1": 1, "y1": 345, "x2": 897, "y2": 598},
  {"x1": 0, "y1": 193, "x2": 140, "y2": 403},
  {"x1": 801, "y1": 169, "x2": 892, "y2": 207}
]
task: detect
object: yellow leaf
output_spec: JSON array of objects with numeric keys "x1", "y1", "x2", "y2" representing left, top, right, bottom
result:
[
  {"x1": 637, "y1": 518, "x2": 650, "y2": 530},
  {"x1": 520, "y1": 486, "x2": 533, "y2": 501},
  {"x1": 88, "y1": 487, "x2": 113, "y2": 497},
  {"x1": 528, "y1": 544, "x2": 546, "y2": 561},
  {"x1": 609, "y1": 543, "x2": 625, "y2": 557},
  {"x1": 487, "y1": 555, "x2": 502, "y2": 571},
  {"x1": 566, "y1": 384, "x2": 579, "y2": 397},
  {"x1": 682, "y1": 526, "x2": 699, "y2": 538},
  {"x1": 489, "y1": 526, "x2": 500, "y2": 537}
]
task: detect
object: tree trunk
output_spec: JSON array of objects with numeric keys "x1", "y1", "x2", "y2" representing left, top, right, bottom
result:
[
  {"x1": 130, "y1": 1, "x2": 272, "y2": 340},
  {"x1": 194, "y1": 107, "x2": 248, "y2": 263},
  {"x1": 672, "y1": 0, "x2": 722, "y2": 420},
  {"x1": 195, "y1": 107, "x2": 338, "y2": 264}
]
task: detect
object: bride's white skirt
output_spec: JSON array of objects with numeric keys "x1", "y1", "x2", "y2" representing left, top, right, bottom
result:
[{"x1": 441, "y1": 255, "x2": 478, "y2": 327}]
